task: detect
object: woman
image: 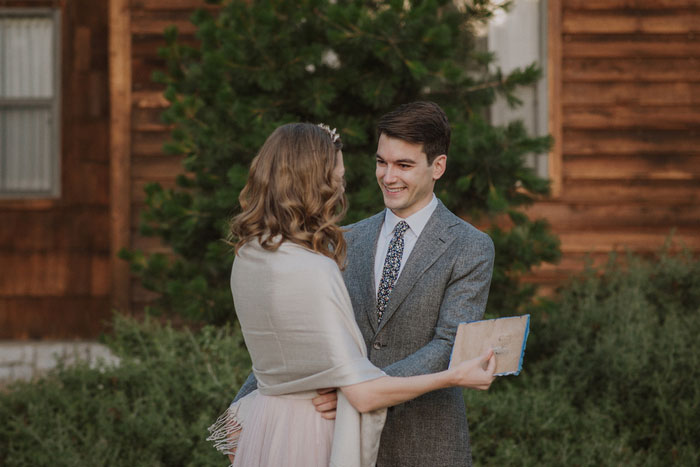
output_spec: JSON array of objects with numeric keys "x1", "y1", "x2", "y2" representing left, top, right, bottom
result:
[{"x1": 208, "y1": 123, "x2": 495, "y2": 467}]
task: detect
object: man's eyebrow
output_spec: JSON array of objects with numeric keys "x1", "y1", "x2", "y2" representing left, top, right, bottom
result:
[{"x1": 375, "y1": 154, "x2": 417, "y2": 164}]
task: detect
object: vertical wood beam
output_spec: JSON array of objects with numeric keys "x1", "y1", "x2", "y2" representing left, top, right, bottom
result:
[
  {"x1": 109, "y1": 0, "x2": 131, "y2": 312},
  {"x1": 548, "y1": 0, "x2": 563, "y2": 198}
]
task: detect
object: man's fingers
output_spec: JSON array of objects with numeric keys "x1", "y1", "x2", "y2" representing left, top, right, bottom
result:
[
  {"x1": 317, "y1": 387, "x2": 336, "y2": 395},
  {"x1": 312, "y1": 392, "x2": 337, "y2": 407},
  {"x1": 314, "y1": 400, "x2": 336, "y2": 412},
  {"x1": 313, "y1": 390, "x2": 339, "y2": 416}
]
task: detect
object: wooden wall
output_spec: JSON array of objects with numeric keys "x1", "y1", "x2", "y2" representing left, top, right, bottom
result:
[
  {"x1": 4, "y1": 1, "x2": 698, "y2": 338},
  {"x1": 526, "y1": 0, "x2": 700, "y2": 292},
  {"x1": 120, "y1": 0, "x2": 700, "y2": 304},
  {"x1": 112, "y1": 0, "x2": 700, "y2": 309},
  {"x1": 0, "y1": 0, "x2": 110, "y2": 338},
  {"x1": 125, "y1": 0, "x2": 214, "y2": 311}
]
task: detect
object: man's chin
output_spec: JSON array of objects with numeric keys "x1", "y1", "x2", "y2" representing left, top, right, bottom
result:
[
  {"x1": 382, "y1": 191, "x2": 405, "y2": 203},
  {"x1": 382, "y1": 198, "x2": 405, "y2": 213}
]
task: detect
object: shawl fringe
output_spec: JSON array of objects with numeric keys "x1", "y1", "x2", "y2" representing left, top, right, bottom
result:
[{"x1": 207, "y1": 404, "x2": 243, "y2": 457}]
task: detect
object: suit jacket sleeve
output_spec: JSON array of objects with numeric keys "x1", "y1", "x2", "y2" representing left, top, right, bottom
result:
[
  {"x1": 382, "y1": 233, "x2": 495, "y2": 377},
  {"x1": 232, "y1": 371, "x2": 258, "y2": 403}
]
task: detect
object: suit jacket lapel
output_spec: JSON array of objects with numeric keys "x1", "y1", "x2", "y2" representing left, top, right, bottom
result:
[
  {"x1": 376, "y1": 201, "x2": 459, "y2": 333},
  {"x1": 354, "y1": 212, "x2": 384, "y2": 333}
]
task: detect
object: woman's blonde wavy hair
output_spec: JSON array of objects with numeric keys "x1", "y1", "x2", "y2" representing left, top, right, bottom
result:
[{"x1": 231, "y1": 123, "x2": 347, "y2": 267}]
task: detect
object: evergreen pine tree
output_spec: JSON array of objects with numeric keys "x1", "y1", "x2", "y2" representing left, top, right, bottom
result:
[{"x1": 122, "y1": 0, "x2": 560, "y2": 324}]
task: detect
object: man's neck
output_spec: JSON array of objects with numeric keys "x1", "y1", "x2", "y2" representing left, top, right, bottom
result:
[{"x1": 388, "y1": 194, "x2": 436, "y2": 220}]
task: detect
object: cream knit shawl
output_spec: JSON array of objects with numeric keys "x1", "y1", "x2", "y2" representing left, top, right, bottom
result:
[{"x1": 224, "y1": 240, "x2": 387, "y2": 467}]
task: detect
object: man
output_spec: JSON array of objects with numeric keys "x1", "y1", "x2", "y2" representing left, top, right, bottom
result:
[
  {"x1": 234, "y1": 101, "x2": 495, "y2": 466},
  {"x1": 342, "y1": 101, "x2": 495, "y2": 466}
]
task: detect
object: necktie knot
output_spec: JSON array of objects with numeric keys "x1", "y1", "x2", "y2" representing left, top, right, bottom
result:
[{"x1": 392, "y1": 220, "x2": 409, "y2": 238}]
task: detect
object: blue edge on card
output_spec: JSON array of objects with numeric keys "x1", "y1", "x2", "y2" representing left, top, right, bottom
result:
[{"x1": 449, "y1": 314, "x2": 531, "y2": 377}]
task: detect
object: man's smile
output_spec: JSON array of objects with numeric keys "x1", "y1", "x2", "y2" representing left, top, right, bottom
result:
[{"x1": 383, "y1": 185, "x2": 406, "y2": 193}]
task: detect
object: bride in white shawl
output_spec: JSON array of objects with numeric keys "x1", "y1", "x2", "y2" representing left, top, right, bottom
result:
[{"x1": 208, "y1": 123, "x2": 496, "y2": 467}]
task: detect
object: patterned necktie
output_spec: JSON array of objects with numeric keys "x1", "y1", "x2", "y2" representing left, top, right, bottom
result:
[{"x1": 376, "y1": 220, "x2": 409, "y2": 324}]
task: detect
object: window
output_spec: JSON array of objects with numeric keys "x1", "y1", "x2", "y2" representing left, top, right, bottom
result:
[
  {"x1": 0, "y1": 9, "x2": 60, "y2": 198},
  {"x1": 488, "y1": 0, "x2": 548, "y2": 179}
]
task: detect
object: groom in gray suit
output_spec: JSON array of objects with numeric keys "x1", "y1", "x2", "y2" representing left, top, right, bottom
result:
[
  {"x1": 338, "y1": 101, "x2": 495, "y2": 466},
  {"x1": 234, "y1": 101, "x2": 494, "y2": 466}
]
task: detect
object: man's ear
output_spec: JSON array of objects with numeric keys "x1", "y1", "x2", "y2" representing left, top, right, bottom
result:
[{"x1": 431, "y1": 154, "x2": 447, "y2": 181}]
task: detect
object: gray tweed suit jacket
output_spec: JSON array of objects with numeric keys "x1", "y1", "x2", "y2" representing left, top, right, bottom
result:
[
  {"x1": 234, "y1": 199, "x2": 494, "y2": 467},
  {"x1": 343, "y1": 200, "x2": 494, "y2": 467}
]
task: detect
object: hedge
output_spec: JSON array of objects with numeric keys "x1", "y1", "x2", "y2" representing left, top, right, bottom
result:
[{"x1": 2, "y1": 250, "x2": 698, "y2": 466}]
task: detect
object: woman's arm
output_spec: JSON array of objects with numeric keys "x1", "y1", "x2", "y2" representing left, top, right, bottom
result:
[{"x1": 341, "y1": 350, "x2": 496, "y2": 413}]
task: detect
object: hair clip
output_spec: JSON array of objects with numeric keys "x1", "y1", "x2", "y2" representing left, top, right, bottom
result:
[{"x1": 317, "y1": 123, "x2": 340, "y2": 144}]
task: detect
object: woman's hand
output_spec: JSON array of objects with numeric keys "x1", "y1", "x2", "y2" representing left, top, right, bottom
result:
[
  {"x1": 342, "y1": 349, "x2": 497, "y2": 412},
  {"x1": 449, "y1": 349, "x2": 497, "y2": 390}
]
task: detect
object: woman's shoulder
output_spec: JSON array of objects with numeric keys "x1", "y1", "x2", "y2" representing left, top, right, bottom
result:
[
  {"x1": 237, "y1": 239, "x2": 336, "y2": 270},
  {"x1": 234, "y1": 241, "x2": 343, "y2": 297},
  {"x1": 278, "y1": 241, "x2": 339, "y2": 271}
]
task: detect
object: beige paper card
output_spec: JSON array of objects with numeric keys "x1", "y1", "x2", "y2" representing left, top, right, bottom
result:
[{"x1": 449, "y1": 315, "x2": 530, "y2": 376}]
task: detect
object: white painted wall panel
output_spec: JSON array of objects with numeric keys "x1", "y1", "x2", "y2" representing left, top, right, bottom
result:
[{"x1": 488, "y1": 0, "x2": 549, "y2": 178}]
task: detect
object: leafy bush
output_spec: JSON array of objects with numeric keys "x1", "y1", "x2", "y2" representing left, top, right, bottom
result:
[
  {"x1": 3, "y1": 251, "x2": 698, "y2": 466},
  {"x1": 466, "y1": 249, "x2": 700, "y2": 466},
  {"x1": 122, "y1": 0, "x2": 560, "y2": 325},
  {"x1": 0, "y1": 315, "x2": 250, "y2": 467}
]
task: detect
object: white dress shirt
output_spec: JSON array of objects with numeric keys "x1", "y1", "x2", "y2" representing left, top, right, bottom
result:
[{"x1": 373, "y1": 194, "x2": 438, "y2": 294}]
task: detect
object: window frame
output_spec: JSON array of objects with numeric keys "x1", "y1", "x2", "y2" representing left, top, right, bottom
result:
[
  {"x1": 0, "y1": 7, "x2": 61, "y2": 199},
  {"x1": 486, "y1": 0, "x2": 553, "y2": 186}
]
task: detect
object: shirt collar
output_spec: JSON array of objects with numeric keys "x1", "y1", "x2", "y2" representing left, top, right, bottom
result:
[{"x1": 381, "y1": 194, "x2": 438, "y2": 239}]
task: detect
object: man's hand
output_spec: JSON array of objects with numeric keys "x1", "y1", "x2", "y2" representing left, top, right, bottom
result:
[
  {"x1": 312, "y1": 388, "x2": 338, "y2": 420},
  {"x1": 226, "y1": 432, "x2": 240, "y2": 464}
]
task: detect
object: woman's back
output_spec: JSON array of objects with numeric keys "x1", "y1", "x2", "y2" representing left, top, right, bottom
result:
[
  {"x1": 232, "y1": 240, "x2": 374, "y2": 390},
  {"x1": 225, "y1": 239, "x2": 386, "y2": 467}
]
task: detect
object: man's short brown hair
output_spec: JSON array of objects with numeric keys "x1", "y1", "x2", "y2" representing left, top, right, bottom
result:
[{"x1": 377, "y1": 101, "x2": 451, "y2": 165}]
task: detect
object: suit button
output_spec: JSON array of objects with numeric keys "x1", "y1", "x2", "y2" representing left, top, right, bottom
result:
[{"x1": 372, "y1": 341, "x2": 381, "y2": 350}]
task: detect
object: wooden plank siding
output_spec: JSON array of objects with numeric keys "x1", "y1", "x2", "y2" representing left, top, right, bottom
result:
[
  {"x1": 529, "y1": 0, "x2": 700, "y2": 295},
  {"x1": 127, "y1": 0, "x2": 211, "y2": 312},
  {"x1": 1, "y1": 0, "x2": 695, "y2": 339},
  {"x1": 110, "y1": 0, "x2": 133, "y2": 314},
  {"x1": 0, "y1": 0, "x2": 111, "y2": 338},
  {"x1": 125, "y1": 0, "x2": 700, "y2": 305}
]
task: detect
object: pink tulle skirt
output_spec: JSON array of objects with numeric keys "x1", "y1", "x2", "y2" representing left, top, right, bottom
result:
[{"x1": 232, "y1": 392, "x2": 335, "y2": 467}]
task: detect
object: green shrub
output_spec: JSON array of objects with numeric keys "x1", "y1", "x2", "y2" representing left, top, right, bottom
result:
[
  {"x1": 0, "y1": 315, "x2": 250, "y2": 467},
  {"x1": 466, "y1": 250, "x2": 700, "y2": 466},
  {"x1": 3, "y1": 251, "x2": 698, "y2": 466}
]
